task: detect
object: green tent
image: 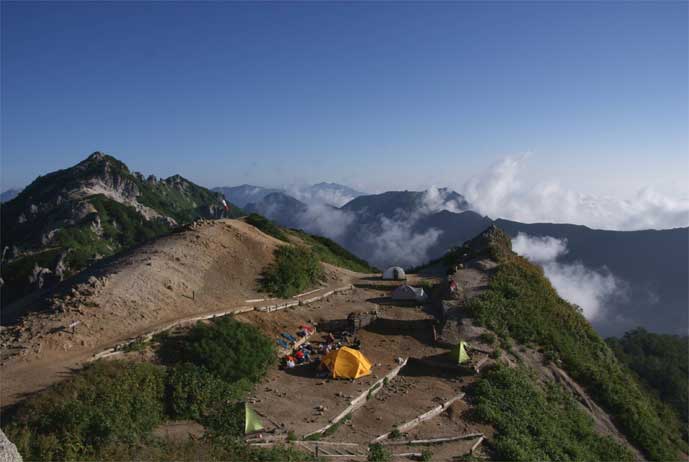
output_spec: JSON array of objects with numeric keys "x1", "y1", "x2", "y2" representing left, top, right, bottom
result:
[
  {"x1": 244, "y1": 402, "x2": 264, "y2": 434},
  {"x1": 451, "y1": 341, "x2": 471, "y2": 364}
]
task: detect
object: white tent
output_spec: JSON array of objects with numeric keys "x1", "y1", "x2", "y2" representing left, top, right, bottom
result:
[
  {"x1": 391, "y1": 284, "x2": 428, "y2": 302},
  {"x1": 383, "y1": 266, "x2": 406, "y2": 280}
]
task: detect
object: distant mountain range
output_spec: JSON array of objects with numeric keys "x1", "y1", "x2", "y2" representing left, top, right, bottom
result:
[
  {"x1": 1, "y1": 188, "x2": 22, "y2": 203},
  {"x1": 1, "y1": 152, "x2": 240, "y2": 306},
  {"x1": 240, "y1": 187, "x2": 688, "y2": 336},
  {"x1": 244, "y1": 192, "x2": 309, "y2": 229},
  {"x1": 212, "y1": 182, "x2": 365, "y2": 208},
  {"x1": 212, "y1": 185, "x2": 283, "y2": 208},
  {"x1": 289, "y1": 182, "x2": 366, "y2": 207}
]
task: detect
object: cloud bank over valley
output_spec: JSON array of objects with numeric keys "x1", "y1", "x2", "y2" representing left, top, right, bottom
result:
[{"x1": 462, "y1": 156, "x2": 689, "y2": 231}]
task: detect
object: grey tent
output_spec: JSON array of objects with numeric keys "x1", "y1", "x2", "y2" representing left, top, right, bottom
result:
[
  {"x1": 383, "y1": 266, "x2": 406, "y2": 280},
  {"x1": 391, "y1": 284, "x2": 428, "y2": 302}
]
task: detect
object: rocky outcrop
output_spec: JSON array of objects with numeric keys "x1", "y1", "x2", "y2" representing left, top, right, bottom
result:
[
  {"x1": 0, "y1": 429, "x2": 22, "y2": 462},
  {"x1": 1, "y1": 151, "x2": 238, "y2": 307},
  {"x1": 29, "y1": 264, "x2": 53, "y2": 290}
]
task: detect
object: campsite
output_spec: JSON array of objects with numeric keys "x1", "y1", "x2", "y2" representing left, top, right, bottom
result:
[
  {"x1": 94, "y1": 256, "x2": 501, "y2": 460},
  {"x1": 0, "y1": 218, "x2": 678, "y2": 461}
]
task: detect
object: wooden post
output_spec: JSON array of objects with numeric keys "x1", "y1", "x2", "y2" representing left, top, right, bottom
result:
[
  {"x1": 69, "y1": 320, "x2": 80, "y2": 335},
  {"x1": 470, "y1": 436, "x2": 485, "y2": 455},
  {"x1": 371, "y1": 393, "x2": 465, "y2": 443}
]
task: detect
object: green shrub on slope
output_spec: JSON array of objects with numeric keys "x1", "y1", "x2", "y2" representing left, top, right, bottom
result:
[
  {"x1": 2, "y1": 317, "x2": 300, "y2": 461},
  {"x1": 97, "y1": 438, "x2": 313, "y2": 462},
  {"x1": 245, "y1": 213, "x2": 376, "y2": 273},
  {"x1": 245, "y1": 213, "x2": 290, "y2": 242},
  {"x1": 164, "y1": 363, "x2": 250, "y2": 421},
  {"x1": 5, "y1": 361, "x2": 166, "y2": 461},
  {"x1": 468, "y1": 254, "x2": 686, "y2": 460},
  {"x1": 288, "y1": 228, "x2": 378, "y2": 273},
  {"x1": 167, "y1": 317, "x2": 275, "y2": 384},
  {"x1": 260, "y1": 245, "x2": 325, "y2": 298},
  {"x1": 472, "y1": 365, "x2": 633, "y2": 462},
  {"x1": 607, "y1": 328, "x2": 688, "y2": 440}
]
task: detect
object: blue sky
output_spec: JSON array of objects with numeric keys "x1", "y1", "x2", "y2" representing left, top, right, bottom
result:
[{"x1": 2, "y1": 1, "x2": 687, "y2": 196}]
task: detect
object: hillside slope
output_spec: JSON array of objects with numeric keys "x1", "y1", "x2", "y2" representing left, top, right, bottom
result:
[
  {"x1": 440, "y1": 226, "x2": 687, "y2": 460},
  {"x1": 0, "y1": 218, "x2": 362, "y2": 407},
  {"x1": 0, "y1": 152, "x2": 241, "y2": 307},
  {"x1": 494, "y1": 219, "x2": 689, "y2": 336},
  {"x1": 0, "y1": 188, "x2": 21, "y2": 203}
]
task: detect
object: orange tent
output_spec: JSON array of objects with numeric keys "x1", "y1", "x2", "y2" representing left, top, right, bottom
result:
[{"x1": 322, "y1": 346, "x2": 372, "y2": 379}]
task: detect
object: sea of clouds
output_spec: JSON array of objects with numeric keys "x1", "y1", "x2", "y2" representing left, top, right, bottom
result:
[
  {"x1": 285, "y1": 185, "x2": 360, "y2": 208},
  {"x1": 462, "y1": 156, "x2": 689, "y2": 230},
  {"x1": 284, "y1": 186, "x2": 459, "y2": 268},
  {"x1": 273, "y1": 155, "x2": 688, "y2": 270}
]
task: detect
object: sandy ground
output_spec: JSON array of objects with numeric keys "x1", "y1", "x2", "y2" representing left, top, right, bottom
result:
[
  {"x1": 0, "y1": 219, "x2": 357, "y2": 407},
  {"x1": 234, "y1": 285, "x2": 495, "y2": 461},
  {"x1": 236, "y1": 287, "x2": 447, "y2": 436}
]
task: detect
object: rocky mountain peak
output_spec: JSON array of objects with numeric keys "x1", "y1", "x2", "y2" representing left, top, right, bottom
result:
[
  {"x1": 86, "y1": 151, "x2": 106, "y2": 161},
  {"x1": 462, "y1": 224, "x2": 513, "y2": 261},
  {"x1": 1, "y1": 152, "x2": 240, "y2": 307}
]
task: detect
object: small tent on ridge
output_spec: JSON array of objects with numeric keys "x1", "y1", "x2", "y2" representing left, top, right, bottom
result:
[
  {"x1": 244, "y1": 402, "x2": 264, "y2": 434},
  {"x1": 322, "y1": 346, "x2": 372, "y2": 379},
  {"x1": 391, "y1": 284, "x2": 428, "y2": 302},
  {"x1": 450, "y1": 341, "x2": 471, "y2": 365},
  {"x1": 383, "y1": 266, "x2": 406, "y2": 280}
]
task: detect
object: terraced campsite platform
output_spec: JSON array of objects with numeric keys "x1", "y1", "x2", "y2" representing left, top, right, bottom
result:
[{"x1": 234, "y1": 284, "x2": 494, "y2": 460}]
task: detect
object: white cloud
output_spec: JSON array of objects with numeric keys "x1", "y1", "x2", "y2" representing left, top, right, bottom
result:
[
  {"x1": 420, "y1": 186, "x2": 467, "y2": 214},
  {"x1": 463, "y1": 156, "x2": 689, "y2": 230},
  {"x1": 512, "y1": 233, "x2": 625, "y2": 321},
  {"x1": 295, "y1": 204, "x2": 355, "y2": 241},
  {"x1": 289, "y1": 187, "x2": 455, "y2": 268},
  {"x1": 285, "y1": 185, "x2": 359, "y2": 208},
  {"x1": 512, "y1": 233, "x2": 568, "y2": 263},
  {"x1": 362, "y1": 216, "x2": 442, "y2": 269},
  {"x1": 359, "y1": 187, "x2": 467, "y2": 267}
]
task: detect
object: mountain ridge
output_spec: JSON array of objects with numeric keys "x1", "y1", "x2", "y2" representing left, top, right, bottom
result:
[{"x1": 1, "y1": 152, "x2": 240, "y2": 307}]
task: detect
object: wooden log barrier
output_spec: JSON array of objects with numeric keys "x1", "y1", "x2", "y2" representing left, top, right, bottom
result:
[{"x1": 371, "y1": 393, "x2": 466, "y2": 443}]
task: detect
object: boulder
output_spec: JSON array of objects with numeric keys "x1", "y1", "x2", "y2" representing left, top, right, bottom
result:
[{"x1": 0, "y1": 429, "x2": 22, "y2": 462}]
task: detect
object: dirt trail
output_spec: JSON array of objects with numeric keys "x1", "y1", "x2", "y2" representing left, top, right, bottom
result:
[{"x1": 0, "y1": 219, "x2": 357, "y2": 407}]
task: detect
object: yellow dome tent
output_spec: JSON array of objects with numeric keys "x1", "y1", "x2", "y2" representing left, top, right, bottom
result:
[{"x1": 322, "y1": 346, "x2": 372, "y2": 379}]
